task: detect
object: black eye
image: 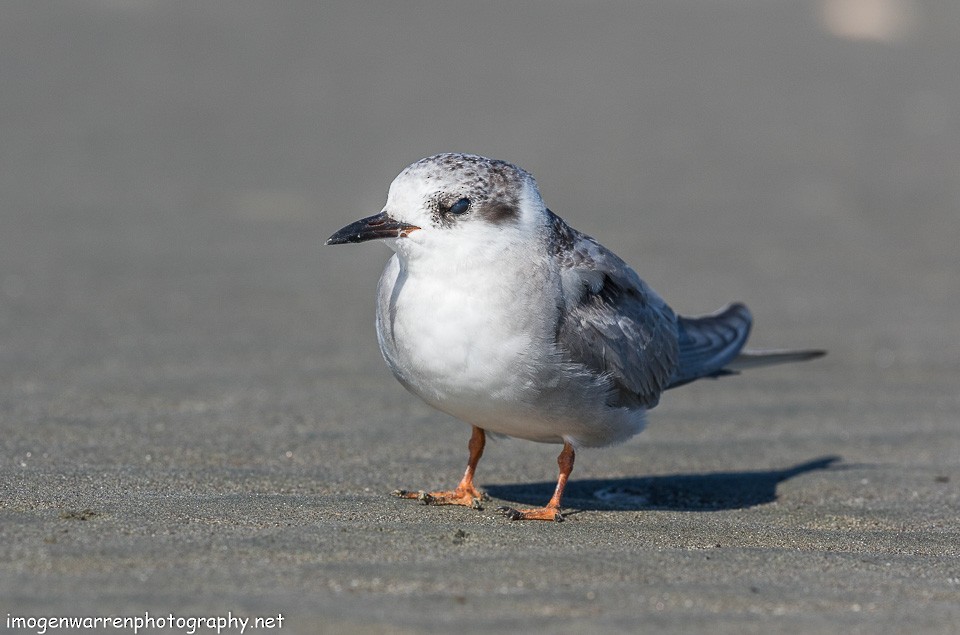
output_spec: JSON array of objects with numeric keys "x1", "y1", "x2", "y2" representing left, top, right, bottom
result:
[{"x1": 448, "y1": 198, "x2": 470, "y2": 215}]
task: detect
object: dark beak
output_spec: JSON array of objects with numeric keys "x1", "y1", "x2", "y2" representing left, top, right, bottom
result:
[{"x1": 326, "y1": 212, "x2": 421, "y2": 245}]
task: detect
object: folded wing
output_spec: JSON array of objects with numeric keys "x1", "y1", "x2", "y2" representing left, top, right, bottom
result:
[{"x1": 549, "y1": 211, "x2": 679, "y2": 409}]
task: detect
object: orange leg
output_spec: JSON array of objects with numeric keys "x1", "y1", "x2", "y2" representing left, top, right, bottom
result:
[
  {"x1": 392, "y1": 426, "x2": 488, "y2": 509},
  {"x1": 498, "y1": 441, "x2": 575, "y2": 522}
]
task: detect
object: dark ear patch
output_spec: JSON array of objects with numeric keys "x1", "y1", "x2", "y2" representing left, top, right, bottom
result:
[{"x1": 480, "y1": 199, "x2": 519, "y2": 224}]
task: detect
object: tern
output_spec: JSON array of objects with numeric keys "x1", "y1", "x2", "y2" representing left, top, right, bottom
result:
[{"x1": 328, "y1": 153, "x2": 824, "y2": 521}]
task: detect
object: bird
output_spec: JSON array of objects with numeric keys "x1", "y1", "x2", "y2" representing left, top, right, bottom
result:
[{"x1": 327, "y1": 153, "x2": 824, "y2": 522}]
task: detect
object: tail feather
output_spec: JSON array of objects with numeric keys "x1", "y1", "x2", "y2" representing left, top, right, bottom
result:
[
  {"x1": 667, "y1": 303, "x2": 752, "y2": 389},
  {"x1": 727, "y1": 348, "x2": 826, "y2": 370},
  {"x1": 666, "y1": 303, "x2": 825, "y2": 390}
]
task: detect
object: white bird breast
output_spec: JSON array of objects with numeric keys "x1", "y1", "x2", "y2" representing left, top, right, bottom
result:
[{"x1": 375, "y1": 236, "x2": 560, "y2": 415}]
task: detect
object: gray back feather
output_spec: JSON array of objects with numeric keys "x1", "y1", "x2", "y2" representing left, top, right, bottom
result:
[{"x1": 548, "y1": 211, "x2": 680, "y2": 409}]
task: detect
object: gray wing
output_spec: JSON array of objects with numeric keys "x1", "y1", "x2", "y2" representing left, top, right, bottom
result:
[{"x1": 548, "y1": 211, "x2": 679, "y2": 409}]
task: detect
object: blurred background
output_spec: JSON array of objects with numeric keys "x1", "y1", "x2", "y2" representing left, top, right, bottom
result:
[
  {"x1": 2, "y1": 2, "x2": 959, "y2": 628},
  {"x1": 1, "y1": 1, "x2": 957, "y2": 464}
]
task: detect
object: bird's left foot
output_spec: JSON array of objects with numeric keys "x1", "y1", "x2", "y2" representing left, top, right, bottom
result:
[
  {"x1": 496, "y1": 505, "x2": 564, "y2": 522},
  {"x1": 392, "y1": 486, "x2": 488, "y2": 510}
]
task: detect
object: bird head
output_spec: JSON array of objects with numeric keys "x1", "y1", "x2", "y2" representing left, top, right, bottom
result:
[{"x1": 326, "y1": 153, "x2": 545, "y2": 254}]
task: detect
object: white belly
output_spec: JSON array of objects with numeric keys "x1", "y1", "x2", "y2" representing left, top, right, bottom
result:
[
  {"x1": 374, "y1": 252, "x2": 648, "y2": 447},
  {"x1": 377, "y1": 254, "x2": 553, "y2": 414}
]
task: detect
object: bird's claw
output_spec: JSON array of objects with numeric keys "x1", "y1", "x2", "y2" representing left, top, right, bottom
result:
[
  {"x1": 389, "y1": 489, "x2": 433, "y2": 505},
  {"x1": 496, "y1": 505, "x2": 523, "y2": 521}
]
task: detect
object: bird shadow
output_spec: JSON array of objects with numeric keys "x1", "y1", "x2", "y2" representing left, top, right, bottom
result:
[{"x1": 485, "y1": 455, "x2": 842, "y2": 512}]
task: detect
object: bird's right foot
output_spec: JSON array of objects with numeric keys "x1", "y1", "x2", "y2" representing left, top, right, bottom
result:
[{"x1": 392, "y1": 486, "x2": 488, "y2": 510}]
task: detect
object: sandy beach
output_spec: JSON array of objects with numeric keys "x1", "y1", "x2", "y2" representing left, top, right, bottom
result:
[{"x1": 1, "y1": 3, "x2": 958, "y2": 633}]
